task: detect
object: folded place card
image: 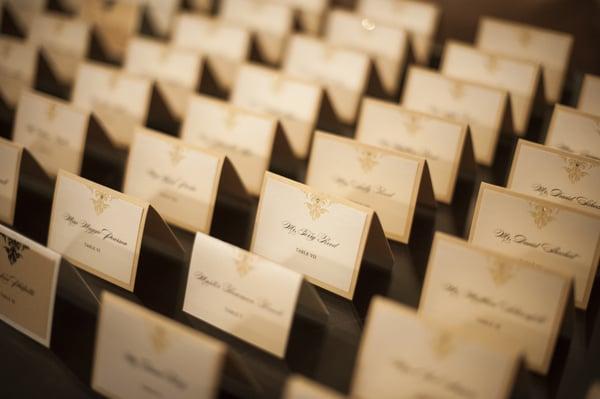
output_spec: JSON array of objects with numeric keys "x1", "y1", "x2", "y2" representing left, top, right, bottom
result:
[
  {"x1": 185, "y1": 0, "x2": 213, "y2": 12},
  {"x1": 72, "y1": 61, "x2": 152, "y2": 148},
  {"x1": 475, "y1": 17, "x2": 573, "y2": 104},
  {"x1": 324, "y1": 9, "x2": 409, "y2": 97},
  {"x1": 0, "y1": 36, "x2": 37, "y2": 108},
  {"x1": 402, "y1": 66, "x2": 511, "y2": 166},
  {"x1": 283, "y1": 375, "x2": 344, "y2": 399},
  {"x1": 420, "y1": 232, "x2": 571, "y2": 374},
  {"x1": 273, "y1": 0, "x2": 327, "y2": 34},
  {"x1": 507, "y1": 139, "x2": 600, "y2": 215},
  {"x1": 545, "y1": 105, "x2": 600, "y2": 160},
  {"x1": 441, "y1": 40, "x2": 542, "y2": 136},
  {"x1": 352, "y1": 296, "x2": 520, "y2": 399},
  {"x1": 2, "y1": 0, "x2": 46, "y2": 35},
  {"x1": 578, "y1": 74, "x2": 600, "y2": 117},
  {"x1": 133, "y1": 0, "x2": 179, "y2": 37},
  {"x1": 231, "y1": 63, "x2": 321, "y2": 159},
  {"x1": 183, "y1": 232, "x2": 302, "y2": 357},
  {"x1": 251, "y1": 172, "x2": 393, "y2": 300},
  {"x1": 469, "y1": 183, "x2": 600, "y2": 309},
  {"x1": 0, "y1": 138, "x2": 21, "y2": 225},
  {"x1": 172, "y1": 13, "x2": 250, "y2": 91},
  {"x1": 356, "y1": 0, "x2": 440, "y2": 65},
  {"x1": 283, "y1": 34, "x2": 370, "y2": 125},
  {"x1": 124, "y1": 126, "x2": 246, "y2": 233},
  {"x1": 220, "y1": 0, "x2": 292, "y2": 65},
  {"x1": 93, "y1": 291, "x2": 226, "y2": 399},
  {"x1": 306, "y1": 131, "x2": 435, "y2": 243},
  {"x1": 356, "y1": 98, "x2": 474, "y2": 204}
]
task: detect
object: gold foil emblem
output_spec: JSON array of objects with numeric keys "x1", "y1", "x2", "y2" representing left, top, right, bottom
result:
[
  {"x1": 90, "y1": 187, "x2": 112, "y2": 215},
  {"x1": 562, "y1": 157, "x2": 595, "y2": 183},
  {"x1": 488, "y1": 257, "x2": 514, "y2": 286},
  {"x1": 234, "y1": 251, "x2": 254, "y2": 277},
  {"x1": 305, "y1": 193, "x2": 331, "y2": 221},
  {"x1": 529, "y1": 202, "x2": 558, "y2": 229},
  {"x1": 358, "y1": 149, "x2": 380, "y2": 173},
  {"x1": 431, "y1": 331, "x2": 454, "y2": 359}
]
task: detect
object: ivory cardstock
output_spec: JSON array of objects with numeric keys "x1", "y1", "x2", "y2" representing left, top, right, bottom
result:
[
  {"x1": 0, "y1": 139, "x2": 22, "y2": 225},
  {"x1": 545, "y1": 105, "x2": 600, "y2": 160},
  {"x1": 0, "y1": 36, "x2": 37, "y2": 107},
  {"x1": 578, "y1": 74, "x2": 600, "y2": 117}
]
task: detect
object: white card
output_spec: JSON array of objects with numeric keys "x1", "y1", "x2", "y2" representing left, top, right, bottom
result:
[
  {"x1": 0, "y1": 36, "x2": 37, "y2": 108},
  {"x1": 545, "y1": 105, "x2": 600, "y2": 160}
]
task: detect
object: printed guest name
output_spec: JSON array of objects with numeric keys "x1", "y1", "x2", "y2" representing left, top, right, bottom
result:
[
  {"x1": 0, "y1": 272, "x2": 35, "y2": 297},
  {"x1": 124, "y1": 352, "x2": 187, "y2": 393},
  {"x1": 333, "y1": 176, "x2": 396, "y2": 198},
  {"x1": 494, "y1": 229, "x2": 579, "y2": 260},
  {"x1": 147, "y1": 169, "x2": 197, "y2": 193},
  {"x1": 532, "y1": 184, "x2": 599, "y2": 210},
  {"x1": 281, "y1": 221, "x2": 340, "y2": 249},
  {"x1": 63, "y1": 213, "x2": 128, "y2": 247}
]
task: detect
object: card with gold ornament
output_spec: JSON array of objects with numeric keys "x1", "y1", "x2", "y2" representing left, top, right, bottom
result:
[
  {"x1": 0, "y1": 36, "x2": 37, "y2": 115},
  {"x1": 274, "y1": 0, "x2": 327, "y2": 35},
  {"x1": 577, "y1": 74, "x2": 600, "y2": 117},
  {"x1": 136, "y1": 0, "x2": 179, "y2": 39},
  {"x1": 545, "y1": 104, "x2": 600, "y2": 160}
]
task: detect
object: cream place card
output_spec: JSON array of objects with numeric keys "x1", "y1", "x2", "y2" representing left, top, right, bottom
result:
[
  {"x1": 124, "y1": 127, "x2": 246, "y2": 233},
  {"x1": 0, "y1": 224, "x2": 60, "y2": 347},
  {"x1": 180, "y1": 94, "x2": 283, "y2": 196},
  {"x1": 351, "y1": 296, "x2": 519, "y2": 399},
  {"x1": 272, "y1": 0, "x2": 327, "y2": 34},
  {"x1": 283, "y1": 375, "x2": 344, "y2": 399},
  {"x1": 306, "y1": 131, "x2": 435, "y2": 243},
  {"x1": 420, "y1": 232, "x2": 570, "y2": 374},
  {"x1": 469, "y1": 183, "x2": 600, "y2": 309},
  {"x1": 441, "y1": 40, "x2": 542, "y2": 136},
  {"x1": 545, "y1": 105, "x2": 600, "y2": 160},
  {"x1": 356, "y1": 0, "x2": 441, "y2": 65},
  {"x1": 124, "y1": 37, "x2": 203, "y2": 120},
  {"x1": 507, "y1": 140, "x2": 600, "y2": 215},
  {"x1": 578, "y1": 74, "x2": 600, "y2": 116},
  {"x1": 130, "y1": 0, "x2": 179, "y2": 37},
  {"x1": 356, "y1": 98, "x2": 474, "y2": 204},
  {"x1": 183, "y1": 233, "x2": 302, "y2": 357},
  {"x1": 402, "y1": 66, "x2": 511, "y2": 166},
  {"x1": 324, "y1": 9, "x2": 409, "y2": 98},
  {"x1": 93, "y1": 292, "x2": 226, "y2": 399},
  {"x1": 185, "y1": 0, "x2": 213, "y2": 12},
  {"x1": 231, "y1": 63, "x2": 322, "y2": 159},
  {"x1": 172, "y1": 13, "x2": 250, "y2": 91},
  {"x1": 251, "y1": 172, "x2": 393, "y2": 299},
  {"x1": 0, "y1": 36, "x2": 37, "y2": 108},
  {"x1": 72, "y1": 61, "x2": 152, "y2": 148},
  {"x1": 220, "y1": 0, "x2": 292, "y2": 65},
  {"x1": 283, "y1": 34, "x2": 370, "y2": 125},
  {"x1": 2, "y1": 0, "x2": 46, "y2": 34},
  {"x1": 0, "y1": 138, "x2": 22, "y2": 225},
  {"x1": 475, "y1": 17, "x2": 573, "y2": 104}
]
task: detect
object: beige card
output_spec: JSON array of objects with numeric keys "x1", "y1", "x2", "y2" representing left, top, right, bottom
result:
[
  {"x1": 183, "y1": 232, "x2": 302, "y2": 357},
  {"x1": 283, "y1": 375, "x2": 344, "y2": 399},
  {"x1": 283, "y1": 34, "x2": 370, "y2": 125},
  {"x1": 306, "y1": 131, "x2": 432, "y2": 243},
  {"x1": 72, "y1": 61, "x2": 152, "y2": 148},
  {"x1": 324, "y1": 9, "x2": 409, "y2": 97},
  {"x1": 578, "y1": 74, "x2": 600, "y2": 117},
  {"x1": 441, "y1": 41, "x2": 541, "y2": 136},
  {"x1": 352, "y1": 296, "x2": 519, "y2": 399},
  {"x1": 475, "y1": 17, "x2": 573, "y2": 104},
  {"x1": 13, "y1": 90, "x2": 89, "y2": 176},
  {"x1": 172, "y1": 13, "x2": 250, "y2": 90},
  {"x1": 0, "y1": 138, "x2": 21, "y2": 225},
  {"x1": 545, "y1": 105, "x2": 600, "y2": 160},
  {"x1": 356, "y1": 98, "x2": 470, "y2": 204},
  {"x1": 220, "y1": 0, "x2": 292, "y2": 65},
  {"x1": 124, "y1": 127, "x2": 226, "y2": 233},
  {"x1": 127, "y1": 0, "x2": 179, "y2": 37},
  {"x1": 272, "y1": 0, "x2": 327, "y2": 34},
  {"x1": 180, "y1": 94, "x2": 277, "y2": 196},
  {"x1": 402, "y1": 66, "x2": 510, "y2": 166},
  {"x1": 48, "y1": 170, "x2": 148, "y2": 291},
  {"x1": 356, "y1": 0, "x2": 441, "y2": 65},
  {"x1": 420, "y1": 232, "x2": 570, "y2": 374},
  {"x1": 231, "y1": 63, "x2": 321, "y2": 159},
  {"x1": 507, "y1": 140, "x2": 600, "y2": 215},
  {"x1": 0, "y1": 36, "x2": 37, "y2": 108},
  {"x1": 251, "y1": 172, "x2": 391, "y2": 299},
  {"x1": 93, "y1": 292, "x2": 226, "y2": 399},
  {"x1": 0, "y1": 224, "x2": 60, "y2": 347},
  {"x1": 3, "y1": 0, "x2": 46, "y2": 34},
  {"x1": 469, "y1": 183, "x2": 600, "y2": 309}
]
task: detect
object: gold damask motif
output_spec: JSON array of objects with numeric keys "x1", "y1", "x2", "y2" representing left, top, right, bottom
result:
[
  {"x1": 562, "y1": 157, "x2": 595, "y2": 183},
  {"x1": 488, "y1": 258, "x2": 514, "y2": 286},
  {"x1": 358, "y1": 150, "x2": 380, "y2": 173},
  {"x1": 150, "y1": 325, "x2": 169, "y2": 354},
  {"x1": 529, "y1": 202, "x2": 558, "y2": 229},
  {"x1": 234, "y1": 251, "x2": 254, "y2": 277},
  {"x1": 169, "y1": 144, "x2": 185, "y2": 166},
  {"x1": 305, "y1": 193, "x2": 331, "y2": 221},
  {"x1": 431, "y1": 331, "x2": 454, "y2": 359},
  {"x1": 90, "y1": 187, "x2": 112, "y2": 215}
]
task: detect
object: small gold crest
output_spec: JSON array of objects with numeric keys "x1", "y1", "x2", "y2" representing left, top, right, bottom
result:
[
  {"x1": 305, "y1": 193, "x2": 330, "y2": 221},
  {"x1": 358, "y1": 150, "x2": 380, "y2": 173},
  {"x1": 529, "y1": 202, "x2": 558, "y2": 229},
  {"x1": 90, "y1": 187, "x2": 112, "y2": 215},
  {"x1": 488, "y1": 257, "x2": 514, "y2": 286},
  {"x1": 234, "y1": 251, "x2": 254, "y2": 277},
  {"x1": 431, "y1": 331, "x2": 454, "y2": 359},
  {"x1": 150, "y1": 325, "x2": 169, "y2": 354},
  {"x1": 169, "y1": 144, "x2": 185, "y2": 166},
  {"x1": 562, "y1": 157, "x2": 594, "y2": 183}
]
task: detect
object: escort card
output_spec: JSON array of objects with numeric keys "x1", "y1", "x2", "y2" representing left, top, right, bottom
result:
[
  {"x1": 351, "y1": 296, "x2": 519, "y2": 399},
  {"x1": 72, "y1": 61, "x2": 152, "y2": 147},
  {"x1": 356, "y1": 0, "x2": 441, "y2": 65},
  {"x1": 356, "y1": 98, "x2": 473, "y2": 204},
  {"x1": 251, "y1": 172, "x2": 393, "y2": 299},
  {"x1": 231, "y1": 63, "x2": 321, "y2": 159},
  {"x1": 183, "y1": 233, "x2": 302, "y2": 357},
  {"x1": 172, "y1": 13, "x2": 250, "y2": 91},
  {"x1": 507, "y1": 140, "x2": 600, "y2": 215},
  {"x1": 132, "y1": 0, "x2": 179, "y2": 37},
  {"x1": 578, "y1": 74, "x2": 600, "y2": 116},
  {"x1": 93, "y1": 292, "x2": 226, "y2": 399},
  {"x1": 0, "y1": 36, "x2": 37, "y2": 108},
  {"x1": 180, "y1": 94, "x2": 278, "y2": 196},
  {"x1": 0, "y1": 138, "x2": 21, "y2": 225},
  {"x1": 420, "y1": 232, "x2": 570, "y2": 374},
  {"x1": 441, "y1": 41, "x2": 542, "y2": 136},
  {"x1": 220, "y1": 0, "x2": 292, "y2": 65},
  {"x1": 0, "y1": 225, "x2": 60, "y2": 347},
  {"x1": 475, "y1": 17, "x2": 573, "y2": 104},
  {"x1": 306, "y1": 131, "x2": 435, "y2": 243},
  {"x1": 273, "y1": 0, "x2": 327, "y2": 34},
  {"x1": 283, "y1": 375, "x2": 344, "y2": 399},
  {"x1": 402, "y1": 66, "x2": 511, "y2": 166},
  {"x1": 13, "y1": 90, "x2": 88, "y2": 176},
  {"x1": 324, "y1": 9, "x2": 409, "y2": 97},
  {"x1": 283, "y1": 34, "x2": 370, "y2": 125},
  {"x1": 2, "y1": 0, "x2": 46, "y2": 34},
  {"x1": 469, "y1": 183, "x2": 600, "y2": 309},
  {"x1": 545, "y1": 105, "x2": 600, "y2": 160}
]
